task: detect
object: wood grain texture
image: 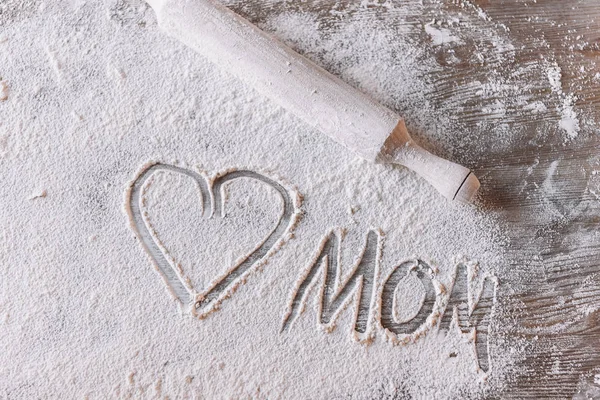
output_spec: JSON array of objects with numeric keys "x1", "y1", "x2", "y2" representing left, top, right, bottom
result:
[{"x1": 222, "y1": 0, "x2": 600, "y2": 397}]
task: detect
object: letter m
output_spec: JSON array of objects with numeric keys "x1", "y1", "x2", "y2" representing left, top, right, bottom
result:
[{"x1": 281, "y1": 230, "x2": 380, "y2": 338}]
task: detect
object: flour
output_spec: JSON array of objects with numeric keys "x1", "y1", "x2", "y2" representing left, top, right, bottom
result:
[
  {"x1": 0, "y1": 0, "x2": 541, "y2": 398},
  {"x1": 559, "y1": 95, "x2": 580, "y2": 139},
  {"x1": 424, "y1": 20, "x2": 463, "y2": 46},
  {"x1": 0, "y1": 80, "x2": 8, "y2": 101},
  {"x1": 547, "y1": 63, "x2": 581, "y2": 140}
]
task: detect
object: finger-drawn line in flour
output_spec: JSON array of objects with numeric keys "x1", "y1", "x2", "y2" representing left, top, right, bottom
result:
[
  {"x1": 281, "y1": 230, "x2": 382, "y2": 338},
  {"x1": 381, "y1": 261, "x2": 496, "y2": 372},
  {"x1": 380, "y1": 259, "x2": 437, "y2": 335},
  {"x1": 125, "y1": 162, "x2": 300, "y2": 316},
  {"x1": 438, "y1": 263, "x2": 497, "y2": 373}
]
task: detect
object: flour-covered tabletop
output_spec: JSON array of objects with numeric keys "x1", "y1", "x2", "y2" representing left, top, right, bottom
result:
[{"x1": 1, "y1": 0, "x2": 599, "y2": 398}]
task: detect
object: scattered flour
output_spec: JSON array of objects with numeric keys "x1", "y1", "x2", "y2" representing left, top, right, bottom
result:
[
  {"x1": 559, "y1": 95, "x2": 580, "y2": 140},
  {"x1": 424, "y1": 20, "x2": 463, "y2": 46},
  {"x1": 547, "y1": 64, "x2": 563, "y2": 92},
  {"x1": 547, "y1": 63, "x2": 581, "y2": 140},
  {"x1": 587, "y1": 158, "x2": 600, "y2": 201}
]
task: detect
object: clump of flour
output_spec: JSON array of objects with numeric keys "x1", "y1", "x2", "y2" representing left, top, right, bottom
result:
[
  {"x1": 0, "y1": 80, "x2": 8, "y2": 101},
  {"x1": 0, "y1": 0, "x2": 536, "y2": 398},
  {"x1": 425, "y1": 20, "x2": 463, "y2": 46},
  {"x1": 547, "y1": 63, "x2": 580, "y2": 140}
]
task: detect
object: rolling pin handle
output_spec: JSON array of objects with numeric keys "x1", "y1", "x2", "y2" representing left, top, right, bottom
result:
[{"x1": 380, "y1": 120, "x2": 480, "y2": 203}]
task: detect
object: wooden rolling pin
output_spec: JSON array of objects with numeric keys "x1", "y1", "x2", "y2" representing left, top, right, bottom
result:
[{"x1": 146, "y1": 0, "x2": 480, "y2": 203}]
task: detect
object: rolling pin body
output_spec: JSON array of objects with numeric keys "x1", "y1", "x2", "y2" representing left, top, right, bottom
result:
[{"x1": 146, "y1": 0, "x2": 480, "y2": 202}]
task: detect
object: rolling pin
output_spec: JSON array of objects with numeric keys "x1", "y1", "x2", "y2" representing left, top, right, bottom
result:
[{"x1": 146, "y1": 0, "x2": 480, "y2": 203}]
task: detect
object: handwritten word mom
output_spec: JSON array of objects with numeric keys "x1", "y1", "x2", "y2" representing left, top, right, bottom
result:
[{"x1": 281, "y1": 230, "x2": 496, "y2": 373}]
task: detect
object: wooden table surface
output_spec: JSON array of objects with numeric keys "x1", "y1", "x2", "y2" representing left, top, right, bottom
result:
[{"x1": 222, "y1": 0, "x2": 600, "y2": 398}]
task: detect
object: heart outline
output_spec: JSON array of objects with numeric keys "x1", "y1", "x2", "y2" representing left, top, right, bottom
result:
[{"x1": 125, "y1": 162, "x2": 300, "y2": 316}]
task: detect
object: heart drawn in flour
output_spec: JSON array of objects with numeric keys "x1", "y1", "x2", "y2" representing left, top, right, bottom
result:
[{"x1": 126, "y1": 163, "x2": 299, "y2": 317}]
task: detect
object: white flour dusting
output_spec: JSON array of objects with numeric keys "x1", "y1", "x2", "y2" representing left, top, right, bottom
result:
[
  {"x1": 2, "y1": 0, "x2": 583, "y2": 398},
  {"x1": 547, "y1": 63, "x2": 581, "y2": 140},
  {"x1": 0, "y1": 80, "x2": 8, "y2": 101},
  {"x1": 424, "y1": 20, "x2": 463, "y2": 46}
]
